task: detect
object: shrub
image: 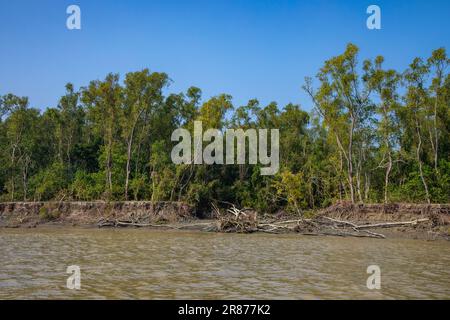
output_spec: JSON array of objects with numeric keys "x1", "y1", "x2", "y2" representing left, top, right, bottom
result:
[{"x1": 38, "y1": 206, "x2": 61, "y2": 221}]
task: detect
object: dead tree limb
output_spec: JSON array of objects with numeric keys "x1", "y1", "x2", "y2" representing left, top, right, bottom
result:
[{"x1": 355, "y1": 219, "x2": 429, "y2": 230}]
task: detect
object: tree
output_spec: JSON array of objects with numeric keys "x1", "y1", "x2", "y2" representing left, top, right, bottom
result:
[
  {"x1": 403, "y1": 58, "x2": 432, "y2": 203},
  {"x1": 57, "y1": 83, "x2": 84, "y2": 169},
  {"x1": 82, "y1": 74, "x2": 122, "y2": 199},
  {"x1": 427, "y1": 48, "x2": 449, "y2": 173},
  {"x1": 304, "y1": 44, "x2": 372, "y2": 204},
  {"x1": 121, "y1": 69, "x2": 169, "y2": 200},
  {"x1": 364, "y1": 56, "x2": 401, "y2": 203}
]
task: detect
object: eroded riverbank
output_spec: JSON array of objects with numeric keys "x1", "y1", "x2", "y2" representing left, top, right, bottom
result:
[{"x1": 1, "y1": 202, "x2": 449, "y2": 241}]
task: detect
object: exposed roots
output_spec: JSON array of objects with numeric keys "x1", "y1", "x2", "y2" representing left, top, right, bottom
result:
[
  {"x1": 97, "y1": 203, "x2": 432, "y2": 240},
  {"x1": 213, "y1": 203, "x2": 259, "y2": 233}
]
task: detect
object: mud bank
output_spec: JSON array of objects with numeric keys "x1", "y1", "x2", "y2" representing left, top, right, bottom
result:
[
  {"x1": 0, "y1": 201, "x2": 194, "y2": 228},
  {"x1": 318, "y1": 202, "x2": 450, "y2": 224},
  {"x1": 1, "y1": 201, "x2": 449, "y2": 241},
  {"x1": 317, "y1": 202, "x2": 450, "y2": 240}
]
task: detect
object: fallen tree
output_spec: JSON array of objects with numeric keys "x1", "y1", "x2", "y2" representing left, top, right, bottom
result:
[
  {"x1": 216, "y1": 212, "x2": 431, "y2": 238},
  {"x1": 97, "y1": 204, "x2": 432, "y2": 239}
]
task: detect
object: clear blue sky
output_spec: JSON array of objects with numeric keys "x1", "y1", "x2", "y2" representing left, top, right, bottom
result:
[{"x1": 1, "y1": 0, "x2": 450, "y2": 111}]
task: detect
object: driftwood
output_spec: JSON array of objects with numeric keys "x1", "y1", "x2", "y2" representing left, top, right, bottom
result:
[
  {"x1": 97, "y1": 204, "x2": 431, "y2": 239},
  {"x1": 353, "y1": 219, "x2": 429, "y2": 230},
  {"x1": 214, "y1": 203, "x2": 259, "y2": 233},
  {"x1": 97, "y1": 218, "x2": 215, "y2": 231}
]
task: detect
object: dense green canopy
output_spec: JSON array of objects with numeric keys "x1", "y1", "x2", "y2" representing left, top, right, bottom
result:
[{"x1": 1, "y1": 44, "x2": 449, "y2": 214}]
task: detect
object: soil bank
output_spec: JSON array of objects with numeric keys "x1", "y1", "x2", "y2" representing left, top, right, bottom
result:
[{"x1": 0, "y1": 201, "x2": 449, "y2": 240}]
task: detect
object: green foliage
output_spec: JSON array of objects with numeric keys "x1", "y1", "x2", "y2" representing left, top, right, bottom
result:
[
  {"x1": 0, "y1": 46, "x2": 449, "y2": 215},
  {"x1": 71, "y1": 170, "x2": 104, "y2": 201},
  {"x1": 129, "y1": 174, "x2": 148, "y2": 200},
  {"x1": 274, "y1": 171, "x2": 308, "y2": 214},
  {"x1": 30, "y1": 162, "x2": 68, "y2": 201},
  {"x1": 38, "y1": 207, "x2": 60, "y2": 221}
]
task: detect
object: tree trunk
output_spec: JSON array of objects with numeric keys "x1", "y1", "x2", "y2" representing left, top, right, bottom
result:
[
  {"x1": 433, "y1": 93, "x2": 439, "y2": 173},
  {"x1": 384, "y1": 150, "x2": 392, "y2": 204},
  {"x1": 125, "y1": 109, "x2": 145, "y2": 200},
  {"x1": 415, "y1": 119, "x2": 431, "y2": 204},
  {"x1": 347, "y1": 116, "x2": 355, "y2": 204},
  {"x1": 364, "y1": 172, "x2": 370, "y2": 202},
  {"x1": 106, "y1": 128, "x2": 113, "y2": 196},
  {"x1": 22, "y1": 155, "x2": 30, "y2": 201},
  {"x1": 22, "y1": 167, "x2": 27, "y2": 201},
  {"x1": 10, "y1": 145, "x2": 16, "y2": 201},
  {"x1": 124, "y1": 124, "x2": 137, "y2": 201},
  {"x1": 339, "y1": 151, "x2": 343, "y2": 201},
  {"x1": 356, "y1": 148, "x2": 363, "y2": 203}
]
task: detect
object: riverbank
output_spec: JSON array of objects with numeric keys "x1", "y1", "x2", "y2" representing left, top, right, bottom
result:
[
  {"x1": 0, "y1": 201, "x2": 194, "y2": 228},
  {"x1": 315, "y1": 202, "x2": 450, "y2": 241},
  {"x1": 0, "y1": 201, "x2": 449, "y2": 241}
]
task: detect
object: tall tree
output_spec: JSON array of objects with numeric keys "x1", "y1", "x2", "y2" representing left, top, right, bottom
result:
[
  {"x1": 304, "y1": 44, "x2": 372, "y2": 203},
  {"x1": 364, "y1": 56, "x2": 401, "y2": 203},
  {"x1": 82, "y1": 74, "x2": 122, "y2": 198},
  {"x1": 403, "y1": 58, "x2": 431, "y2": 203},
  {"x1": 57, "y1": 83, "x2": 84, "y2": 169},
  {"x1": 427, "y1": 48, "x2": 449, "y2": 173},
  {"x1": 122, "y1": 69, "x2": 169, "y2": 200}
]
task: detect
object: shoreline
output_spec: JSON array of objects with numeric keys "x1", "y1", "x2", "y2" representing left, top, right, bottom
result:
[
  {"x1": 2, "y1": 220, "x2": 448, "y2": 242},
  {"x1": 1, "y1": 201, "x2": 449, "y2": 241}
]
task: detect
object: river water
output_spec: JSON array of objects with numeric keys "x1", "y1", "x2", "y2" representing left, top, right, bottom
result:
[{"x1": 0, "y1": 227, "x2": 449, "y2": 299}]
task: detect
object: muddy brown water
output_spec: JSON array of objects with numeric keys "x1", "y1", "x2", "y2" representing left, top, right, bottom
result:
[{"x1": 0, "y1": 227, "x2": 449, "y2": 299}]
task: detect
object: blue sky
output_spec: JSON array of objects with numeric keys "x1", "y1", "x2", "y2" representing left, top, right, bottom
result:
[{"x1": 1, "y1": 0, "x2": 450, "y2": 111}]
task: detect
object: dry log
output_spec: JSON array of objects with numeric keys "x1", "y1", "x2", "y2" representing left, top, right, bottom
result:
[
  {"x1": 115, "y1": 221, "x2": 169, "y2": 228},
  {"x1": 270, "y1": 219, "x2": 310, "y2": 225},
  {"x1": 113, "y1": 220, "x2": 216, "y2": 230},
  {"x1": 322, "y1": 217, "x2": 358, "y2": 228},
  {"x1": 323, "y1": 216, "x2": 429, "y2": 229},
  {"x1": 357, "y1": 229, "x2": 386, "y2": 239},
  {"x1": 355, "y1": 219, "x2": 429, "y2": 230}
]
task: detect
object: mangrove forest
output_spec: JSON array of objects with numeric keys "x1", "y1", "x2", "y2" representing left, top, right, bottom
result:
[{"x1": 0, "y1": 44, "x2": 449, "y2": 214}]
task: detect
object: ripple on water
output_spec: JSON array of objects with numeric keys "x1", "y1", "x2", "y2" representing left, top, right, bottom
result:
[{"x1": 0, "y1": 228, "x2": 449, "y2": 299}]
